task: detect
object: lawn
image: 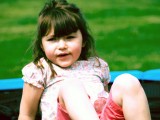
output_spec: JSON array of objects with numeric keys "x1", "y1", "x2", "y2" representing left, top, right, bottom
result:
[{"x1": 0, "y1": 0, "x2": 160, "y2": 79}]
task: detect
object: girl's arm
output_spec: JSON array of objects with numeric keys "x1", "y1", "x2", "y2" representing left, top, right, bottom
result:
[{"x1": 18, "y1": 83, "x2": 43, "y2": 120}]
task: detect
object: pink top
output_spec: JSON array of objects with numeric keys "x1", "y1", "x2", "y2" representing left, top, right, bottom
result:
[{"x1": 22, "y1": 57, "x2": 110, "y2": 120}]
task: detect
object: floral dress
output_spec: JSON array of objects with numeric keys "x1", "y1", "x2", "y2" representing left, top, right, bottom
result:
[{"x1": 22, "y1": 57, "x2": 110, "y2": 120}]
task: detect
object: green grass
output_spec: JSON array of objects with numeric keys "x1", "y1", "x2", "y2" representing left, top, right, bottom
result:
[{"x1": 0, "y1": 0, "x2": 160, "y2": 79}]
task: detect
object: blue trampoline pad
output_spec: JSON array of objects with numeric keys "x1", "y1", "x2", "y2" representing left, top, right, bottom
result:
[
  {"x1": 141, "y1": 69, "x2": 160, "y2": 81},
  {"x1": 0, "y1": 78, "x2": 23, "y2": 90}
]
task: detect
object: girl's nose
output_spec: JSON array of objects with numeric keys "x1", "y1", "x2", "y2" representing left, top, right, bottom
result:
[{"x1": 58, "y1": 39, "x2": 67, "y2": 49}]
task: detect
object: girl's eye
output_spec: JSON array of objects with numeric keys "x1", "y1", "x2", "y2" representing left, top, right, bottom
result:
[
  {"x1": 66, "y1": 36, "x2": 75, "y2": 39},
  {"x1": 47, "y1": 37, "x2": 57, "y2": 41}
]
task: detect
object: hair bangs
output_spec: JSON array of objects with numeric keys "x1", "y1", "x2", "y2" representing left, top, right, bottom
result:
[{"x1": 52, "y1": 10, "x2": 79, "y2": 37}]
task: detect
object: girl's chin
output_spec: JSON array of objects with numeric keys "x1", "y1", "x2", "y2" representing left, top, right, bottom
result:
[{"x1": 56, "y1": 62, "x2": 73, "y2": 68}]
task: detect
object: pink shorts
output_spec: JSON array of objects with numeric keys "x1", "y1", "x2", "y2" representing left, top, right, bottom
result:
[{"x1": 57, "y1": 92, "x2": 124, "y2": 120}]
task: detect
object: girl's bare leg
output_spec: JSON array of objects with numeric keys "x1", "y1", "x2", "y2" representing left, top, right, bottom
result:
[
  {"x1": 58, "y1": 80, "x2": 99, "y2": 120},
  {"x1": 111, "y1": 73, "x2": 151, "y2": 120}
]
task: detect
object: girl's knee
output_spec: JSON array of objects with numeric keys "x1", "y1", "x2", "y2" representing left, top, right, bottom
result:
[
  {"x1": 58, "y1": 80, "x2": 85, "y2": 108},
  {"x1": 59, "y1": 80, "x2": 86, "y2": 101},
  {"x1": 110, "y1": 73, "x2": 143, "y2": 106},
  {"x1": 112, "y1": 73, "x2": 142, "y2": 93}
]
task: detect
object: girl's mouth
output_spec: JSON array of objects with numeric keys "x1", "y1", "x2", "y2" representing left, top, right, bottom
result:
[{"x1": 57, "y1": 53, "x2": 70, "y2": 58}]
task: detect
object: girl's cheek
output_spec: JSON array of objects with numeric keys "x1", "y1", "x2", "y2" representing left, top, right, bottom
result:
[{"x1": 43, "y1": 46, "x2": 54, "y2": 56}]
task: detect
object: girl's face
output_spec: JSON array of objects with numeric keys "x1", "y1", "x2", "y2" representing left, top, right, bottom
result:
[{"x1": 42, "y1": 29, "x2": 83, "y2": 67}]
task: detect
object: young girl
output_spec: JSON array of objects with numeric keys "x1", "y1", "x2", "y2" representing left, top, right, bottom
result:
[{"x1": 18, "y1": 0, "x2": 151, "y2": 120}]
